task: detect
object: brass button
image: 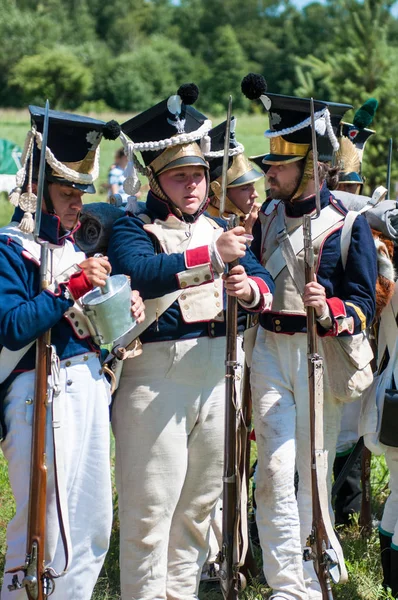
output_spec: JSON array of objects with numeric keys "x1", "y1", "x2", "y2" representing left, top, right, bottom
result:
[
  {"x1": 275, "y1": 319, "x2": 281, "y2": 325},
  {"x1": 211, "y1": 323, "x2": 215, "y2": 329},
  {"x1": 184, "y1": 305, "x2": 190, "y2": 310},
  {"x1": 70, "y1": 312, "x2": 75, "y2": 318},
  {"x1": 180, "y1": 281, "x2": 187, "y2": 288},
  {"x1": 217, "y1": 311, "x2": 223, "y2": 318},
  {"x1": 83, "y1": 355, "x2": 88, "y2": 361},
  {"x1": 204, "y1": 274, "x2": 211, "y2": 281},
  {"x1": 216, "y1": 302, "x2": 221, "y2": 307},
  {"x1": 194, "y1": 277, "x2": 200, "y2": 283},
  {"x1": 67, "y1": 379, "x2": 73, "y2": 386},
  {"x1": 214, "y1": 291, "x2": 219, "y2": 298},
  {"x1": 25, "y1": 398, "x2": 33, "y2": 405},
  {"x1": 65, "y1": 360, "x2": 71, "y2": 367},
  {"x1": 74, "y1": 321, "x2": 79, "y2": 327},
  {"x1": 181, "y1": 294, "x2": 187, "y2": 301},
  {"x1": 275, "y1": 325, "x2": 282, "y2": 332},
  {"x1": 78, "y1": 329, "x2": 84, "y2": 335}
]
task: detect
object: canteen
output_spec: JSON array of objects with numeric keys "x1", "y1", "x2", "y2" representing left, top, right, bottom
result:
[{"x1": 81, "y1": 274, "x2": 136, "y2": 346}]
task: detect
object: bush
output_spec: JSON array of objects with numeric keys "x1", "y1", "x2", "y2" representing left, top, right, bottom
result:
[{"x1": 10, "y1": 49, "x2": 93, "y2": 110}]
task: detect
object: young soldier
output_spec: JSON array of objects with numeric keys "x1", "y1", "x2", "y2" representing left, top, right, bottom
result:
[
  {"x1": 242, "y1": 74, "x2": 377, "y2": 600},
  {"x1": 0, "y1": 106, "x2": 144, "y2": 600},
  {"x1": 205, "y1": 116, "x2": 263, "y2": 234},
  {"x1": 107, "y1": 83, "x2": 274, "y2": 600}
]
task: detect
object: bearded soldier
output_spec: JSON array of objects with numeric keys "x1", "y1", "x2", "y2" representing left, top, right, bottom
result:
[
  {"x1": 107, "y1": 83, "x2": 274, "y2": 600},
  {"x1": 242, "y1": 73, "x2": 377, "y2": 600},
  {"x1": 0, "y1": 107, "x2": 144, "y2": 600}
]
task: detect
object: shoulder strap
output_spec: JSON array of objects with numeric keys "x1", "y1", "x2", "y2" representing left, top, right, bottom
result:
[
  {"x1": 265, "y1": 204, "x2": 344, "y2": 280},
  {"x1": 340, "y1": 211, "x2": 359, "y2": 270}
]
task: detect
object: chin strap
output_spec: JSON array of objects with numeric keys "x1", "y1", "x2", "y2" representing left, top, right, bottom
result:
[{"x1": 290, "y1": 151, "x2": 314, "y2": 202}]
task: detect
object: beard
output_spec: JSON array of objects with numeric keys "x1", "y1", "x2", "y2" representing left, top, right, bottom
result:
[{"x1": 267, "y1": 174, "x2": 301, "y2": 202}]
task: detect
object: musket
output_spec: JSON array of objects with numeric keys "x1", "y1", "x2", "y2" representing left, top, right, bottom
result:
[
  {"x1": 218, "y1": 95, "x2": 247, "y2": 599},
  {"x1": 302, "y1": 98, "x2": 337, "y2": 600},
  {"x1": 7, "y1": 100, "x2": 54, "y2": 599}
]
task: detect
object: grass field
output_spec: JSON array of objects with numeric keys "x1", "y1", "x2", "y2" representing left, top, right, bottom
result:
[{"x1": 0, "y1": 110, "x2": 394, "y2": 599}]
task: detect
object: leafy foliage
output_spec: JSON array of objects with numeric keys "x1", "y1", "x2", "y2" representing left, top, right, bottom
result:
[
  {"x1": 10, "y1": 49, "x2": 93, "y2": 109},
  {"x1": 1, "y1": 0, "x2": 398, "y2": 189}
]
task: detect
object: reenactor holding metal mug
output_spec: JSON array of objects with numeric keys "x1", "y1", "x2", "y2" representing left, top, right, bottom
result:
[
  {"x1": 0, "y1": 106, "x2": 144, "y2": 600},
  {"x1": 107, "y1": 83, "x2": 274, "y2": 600}
]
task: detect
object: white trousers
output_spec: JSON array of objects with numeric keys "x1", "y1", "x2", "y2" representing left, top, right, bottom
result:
[
  {"x1": 336, "y1": 399, "x2": 361, "y2": 454},
  {"x1": 381, "y1": 447, "x2": 398, "y2": 548},
  {"x1": 112, "y1": 336, "x2": 228, "y2": 600},
  {"x1": 1, "y1": 353, "x2": 112, "y2": 600},
  {"x1": 251, "y1": 328, "x2": 342, "y2": 600}
]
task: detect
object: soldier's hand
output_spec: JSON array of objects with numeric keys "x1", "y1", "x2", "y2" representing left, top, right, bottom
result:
[
  {"x1": 216, "y1": 227, "x2": 247, "y2": 263},
  {"x1": 223, "y1": 265, "x2": 254, "y2": 302},
  {"x1": 131, "y1": 290, "x2": 145, "y2": 324},
  {"x1": 303, "y1": 276, "x2": 327, "y2": 317},
  {"x1": 244, "y1": 203, "x2": 260, "y2": 236},
  {"x1": 79, "y1": 256, "x2": 112, "y2": 288}
]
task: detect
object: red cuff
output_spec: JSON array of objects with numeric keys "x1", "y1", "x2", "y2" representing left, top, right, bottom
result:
[
  {"x1": 323, "y1": 297, "x2": 347, "y2": 336},
  {"x1": 66, "y1": 270, "x2": 93, "y2": 300},
  {"x1": 185, "y1": 245, "x2": 210, "y2": 268},
  {"x1": 326, "y1": 297, "x2": 346, "y2": 319},
  {"x1": 250, "y1": 276, "x2": 271, "y2": 296},
  {"x1": 249, "y1": 276, "x2": 273, "y2": 313}
]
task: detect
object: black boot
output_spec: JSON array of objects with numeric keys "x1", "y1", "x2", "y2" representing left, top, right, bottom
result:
[
  {"x1": 391, "y1": 547, "x2": 398, "y2": 598},
  {"x1": 379, "y1": 531, "x2": 392, "y2": 590},
  {"x1": 333, "y1": 450, "x2": 362, "y2": 525}
]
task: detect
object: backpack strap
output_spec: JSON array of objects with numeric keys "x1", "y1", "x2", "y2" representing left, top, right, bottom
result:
[{"x1": 340, "y1": 211, "x2": 359, "y2": 270}]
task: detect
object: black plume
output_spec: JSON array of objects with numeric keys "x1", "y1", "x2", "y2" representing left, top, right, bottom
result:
[
  {"x1": 102, "y1": 120, "x2": 121, "y2": 140},
  {"x1": 241, "y1": 73, "x2": 267, "y2": 100},
  {"x1": 178, "y1": 83, "x2": 199, "y2": 105}
]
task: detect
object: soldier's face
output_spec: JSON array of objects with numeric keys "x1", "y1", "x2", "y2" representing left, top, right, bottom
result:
[
  {"x1": 46, "y1": 183, "x2": 84, "y2": 230},
  {"x1": 227, "y1": 183, "x2": 259, "y2": 214},
  {"x1": 266, "y1": 162, "x2": 302, "y2": 201},
  {"x1": 158, "y1": 166, "x2": 207, "y2": 214}
]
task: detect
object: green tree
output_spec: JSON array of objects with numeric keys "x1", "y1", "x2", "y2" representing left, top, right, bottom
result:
[
  {"x1": 294, "y1": 0, "x2": 398, "y2": 193},
  {"x1": 201, "y1": 25, "x2": 249, "y2": 115},
  {"x1": 10, "y1": 48, "x2": 93, "y2": 109},
  {"x1": 102, "y1": 36, "x2": 203, "y2": 112},
  {"x1": 0, "y1": 0, "x2": 64, "y2": 105}
]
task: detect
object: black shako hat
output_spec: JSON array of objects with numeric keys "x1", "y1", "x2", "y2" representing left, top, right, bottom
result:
[
  {"x1": 241, "y1": 73, "x2": 352, "y2": 165},
  {"x1": 120, "y1": 83, "x2": 211, "y2": 177},
  {"x1": 29, "y1": 105, "x2": 121, "y2": 193},
  {"x1": 205, "y1": 117, "x2": 263, "y2": 186}
]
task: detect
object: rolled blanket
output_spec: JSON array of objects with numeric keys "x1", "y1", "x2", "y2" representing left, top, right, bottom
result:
[
  {"x1": 76, "y1": 202, "x2": 125, "y2": 255},
  {"x1": 333, "y1": 190, "x2": 398, "y2": 242}
]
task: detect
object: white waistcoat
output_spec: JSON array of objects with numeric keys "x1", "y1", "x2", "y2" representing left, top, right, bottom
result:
[
  {"x1": 259, "y1": 202, "x2": 343, "y2": 315},
  {"x1": 143, "y1": 214, "x2": 225, "y2": 323}
]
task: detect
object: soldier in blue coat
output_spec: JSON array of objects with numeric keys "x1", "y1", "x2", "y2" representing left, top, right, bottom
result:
[
  {"x1": 242, "y1": 74, "x2": 377, "y2": 600},
  {"x1": 0, "y1": 107, "x2": 144, "y2": 600},
  {"x1": 107, "y1": 83, "x2": 274, "y2": 600}
]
